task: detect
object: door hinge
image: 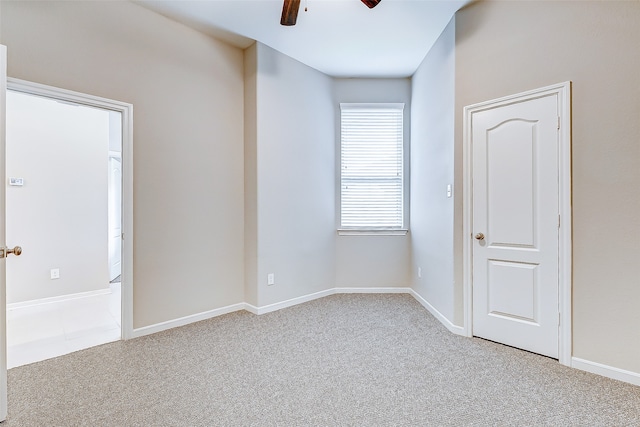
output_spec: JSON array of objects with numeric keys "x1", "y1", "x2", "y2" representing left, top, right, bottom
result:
[
  {"x1": 557, "y1": 117, "x2": 560, "y2": 130},
  {"x1": 558, "y1": 215, "x2": 561, "y2": 229},
  {"x1": 558, "y1": 313, "x2": 561, "y2": 326}
]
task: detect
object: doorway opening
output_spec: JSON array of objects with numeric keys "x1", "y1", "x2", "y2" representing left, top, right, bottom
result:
[{"x1": 4, "y1": 80, "x2": 133, "y2": 367}]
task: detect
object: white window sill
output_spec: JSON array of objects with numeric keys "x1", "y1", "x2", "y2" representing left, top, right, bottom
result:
[{"x1": 337, "y1": 229, "x2": 408, "y2": 236}]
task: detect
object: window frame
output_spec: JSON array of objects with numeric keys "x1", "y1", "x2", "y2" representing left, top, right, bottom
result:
[{"x1": 337, "y1": 102, "x2": 409, "y2": 235}]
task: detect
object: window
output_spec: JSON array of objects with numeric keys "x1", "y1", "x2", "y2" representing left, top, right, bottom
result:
[{"x1": 339, "y1": 103, "x2": 406, "y2": 233}]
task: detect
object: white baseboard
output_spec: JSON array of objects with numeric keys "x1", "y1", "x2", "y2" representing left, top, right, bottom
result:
[
  {"x1": 572, "y1": 357, "x2": 640, "y2": 387},
  {"x1": 131, "y1": 286, "x2": 459, "y2": 340},
  {"x1": 131, "y1": 303, "x2": 246, "y2": 339},
  {"x1": 132, "y1": 287, "x2": 413, "y2": 335},
  {"x1": 246, "y1": 287, "x2": 413, "y2": 315},
  {"x1": 242, "y1": 303, "x2": 258, "y2": 315},
  {"x1": 335, "y1": 287, "x2": 411, "y2": 294},
  {"x1": 408, "y1": 289, "x2": 465, "y2": 336},
  {"x1": 244, "y1": 288, "x2": 335, "y2": 315},
  {"x1": 7, "y1": 288, "x2": 112, "y2": 311}
]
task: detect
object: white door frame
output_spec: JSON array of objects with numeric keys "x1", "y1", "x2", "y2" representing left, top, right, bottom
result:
[
  {"x1": 462, "y1": 82, "x2": 572, "y2": 366},
  {"x1": 108, "y1": 151, "x2": 123, "y2": 282},
  {"x1": 7, "y1": 78, "x2": 134, "y2": 340},
  {"x1": 0, "y1": 44, "x2": 8, "y2": 421}
]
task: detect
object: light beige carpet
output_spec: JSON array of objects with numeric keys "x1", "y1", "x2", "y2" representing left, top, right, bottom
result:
[{"x1": 6, "y1": 294, "x2": 640, "y2": 426}]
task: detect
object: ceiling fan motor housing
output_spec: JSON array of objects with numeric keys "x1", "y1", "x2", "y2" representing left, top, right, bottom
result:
[{"x1": 281, "y1": 0, "x2": 380, "y2": 26}]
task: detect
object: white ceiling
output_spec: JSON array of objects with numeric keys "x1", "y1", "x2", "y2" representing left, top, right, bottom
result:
[{"x1": 138, "y1": 0, "x2": 470, "y2": 78}]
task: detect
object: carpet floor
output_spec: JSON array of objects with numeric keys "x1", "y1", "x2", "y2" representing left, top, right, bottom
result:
[{"x1": 6, "y1": 294, "x2": 640, "y2": 426}]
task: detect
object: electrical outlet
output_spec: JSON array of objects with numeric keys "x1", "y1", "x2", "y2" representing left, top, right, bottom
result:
[
  {"x1": 50, "y1": 268, "x2": 60, "y2": 280},
  {"x1": 267, "y1": 273, "x2": 275, "y2": 286},
  {"x1": 418, "y1": 267, "x2": 422, "y2": 279}
]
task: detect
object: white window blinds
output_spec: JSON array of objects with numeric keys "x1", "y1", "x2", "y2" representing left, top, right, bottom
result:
[{"x1": 340, "y1": 103, "x2": 405, "y2": 230}]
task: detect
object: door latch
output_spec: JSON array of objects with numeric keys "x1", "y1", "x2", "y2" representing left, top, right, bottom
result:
[{"x1": 0, "y1": 246, "x2": 22, "y2": 259}]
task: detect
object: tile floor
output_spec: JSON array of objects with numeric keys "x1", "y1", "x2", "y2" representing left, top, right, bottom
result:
[{"x1": 7, "y1": 283, "x2": 121, "y2": 369}]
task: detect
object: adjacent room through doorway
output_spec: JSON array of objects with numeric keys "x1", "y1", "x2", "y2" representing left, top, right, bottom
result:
[{"x1": 5, "y1": 89, "x2": 122, "y2": 368}]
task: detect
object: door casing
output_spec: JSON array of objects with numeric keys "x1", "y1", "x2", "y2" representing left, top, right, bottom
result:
[
  {"x1": 0, "y1": 44, "x2": 8, "y2": 422},
  {"x1": 7, "y1": 78, "x2": 135, "y2": 340},
  {"x1": 462, "y1": 82, "x2": 572, "y2": 366},
  {"x1": 109, "y1": 153, "x2": 123, "y2": 281}
]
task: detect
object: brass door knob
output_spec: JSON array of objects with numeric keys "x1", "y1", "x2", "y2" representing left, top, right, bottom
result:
[
  {"x1": 6, "y1": 246, "x2": 22, "y2": 256},
  {"x1": 474, "y1": 233, "x2": 485, "y2": 241}
]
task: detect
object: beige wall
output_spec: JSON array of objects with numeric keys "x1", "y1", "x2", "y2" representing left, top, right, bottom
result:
[
  {"x1": 252, "y1": 43, "x2": 336, "y2": 306},
  {"x1": 248, "y1": 54, "x2": 413, "y2": 301},
  {"x1": 410, "y1": 19, "x2": 457, "y2": 322},
  {"x1": 6, "y1": 91, "x2": 109, "y2": 303},
  {"x1": 333, "y1": 78, "x2": 412, "y2": 288},
  {"x1": 5, "y1": 0, "x2": 636, "y2": 378},
  {"x1": 1, "y1": 1, "x2": 246, "y2": 328},
  {"x1": 455, "y1": 1, "x2": 640, "y2": 373}
]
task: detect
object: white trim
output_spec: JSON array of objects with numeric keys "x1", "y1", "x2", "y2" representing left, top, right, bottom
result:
[
  {"x1": 572, "y1": 357, "x2": 640, "y2": 387},
  {"x1": 131, "y1": 287, "x2": 469, "y2": 341},
  {"x1": 133, "y1": 287, "x2": 416, "y2": 336},
  {"x1": 7, "y1": 78, "x2": 135, "y2": 341},
  {"x1": 245, "y1": 289, "x2": 335, "y2": 315},
  {"x1": 556, "y1": 83, "x2": 573, "y2": 367},
  {"x1": 0, "y1": 45, "x2": 8, "y2": 422},
  {"x1": 7, "y1": 288, "x2": 111, "y2": 311},
  {"x1": 340, "y1": 103, "x2": 405, "y2": 111},
  {"x1": 337, "y1": 229, "x2": 408, "y2": 236},
  {"x1": 409, "y1": 289, "x2": 465, "y2": 336},
  {"x1": 462, "y1": 82, "x2": 572, "y2": 364},
  {"x1": 246, "y1": 288, "x2": 413, "y2": 315},
  {"x1": 335, "y1": 287, "x2": 411, "y2": 294},
  {"x1": 131, "y1": 303, "x2": 247, "y2": 339},
  {"x1": 243, "y1": 303, "x2": 259, "y2": 315}
]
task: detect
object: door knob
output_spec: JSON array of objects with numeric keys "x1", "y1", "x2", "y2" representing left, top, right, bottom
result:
[
  {"x1": 474, "y1": 233, "x2": 485, "y2": 241},
  {"x1": 0, "y1": 246, "x2": 22, "y2": 258},
  {"x1": 7, "y1": 246, "x2": 22, "y2": 256}
]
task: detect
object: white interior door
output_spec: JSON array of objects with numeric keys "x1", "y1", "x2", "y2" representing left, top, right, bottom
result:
[
  {"x1": 471, "y1": 93, "x2": 559, "y2": 359},
  {"x1": 0, "y1": 44, "x2": 9, "y2": 421},
  {"x1": 108, "y1": 155, "x2": 122, "y2": 281}
]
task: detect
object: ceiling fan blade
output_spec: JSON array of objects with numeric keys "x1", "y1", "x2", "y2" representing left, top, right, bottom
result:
[
  {"x1": 281, "y1": 0, "x2": 301, "y2": 26},
  {"x1": 361, "y1": 0, "x2": 381, "y2": 8}
]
